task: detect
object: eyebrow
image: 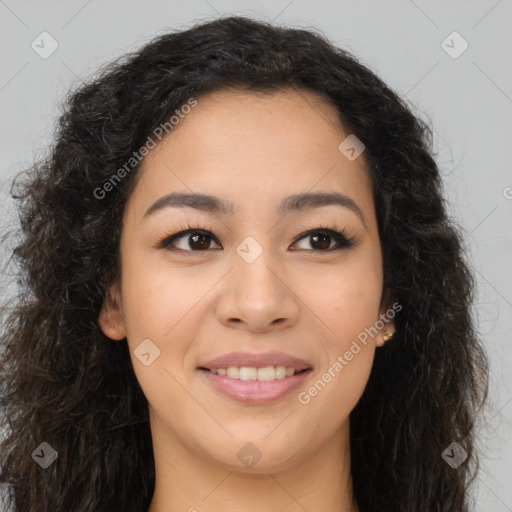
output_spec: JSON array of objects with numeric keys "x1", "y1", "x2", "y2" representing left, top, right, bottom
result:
[{"x1": 142, "y1": 191, "x2": 366, "y2": 225}]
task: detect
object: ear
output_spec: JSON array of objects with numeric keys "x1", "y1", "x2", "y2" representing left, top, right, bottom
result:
[
  {"x1": 375, "y1": 290, "x2": 397, "y2": 348},
  {"x1": 98, "y1": 281, "x2": 127, "y2": 341}
]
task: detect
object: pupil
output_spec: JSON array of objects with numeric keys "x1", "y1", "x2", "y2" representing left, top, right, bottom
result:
[
  {"x1": 190, "y1": 233, "x2": 209, "y2": 250},
  {"x1": 311, "y1": 234, "x2": 330, "y2": 250}
]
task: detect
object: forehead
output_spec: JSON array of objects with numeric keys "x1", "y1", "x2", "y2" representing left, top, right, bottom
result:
[
  {"x1": 164, "y1": 87, "x2": 349, "y2": 152},
  {"x1": 127, "y1": 87, "x2": 374, "y2": 223}
]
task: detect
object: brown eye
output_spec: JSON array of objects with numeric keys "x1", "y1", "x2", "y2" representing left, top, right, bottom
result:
[
  {"x1": 161, "y1": 230, "x2": 222, "y2": 252},
  {"x1": 292, "y1": 229, "x2": 354, "y2": 251},
  {"x1": 187, "y1": 232, "x2": 212, "y2": 250}
]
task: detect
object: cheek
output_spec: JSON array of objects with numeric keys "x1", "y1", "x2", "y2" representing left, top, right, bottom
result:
[
  {"x1": 118, "y1": 257, "x2": 205, "y2": 416},
  {"x1": 297, "y1": 342, "x2": 375, "y2": 439},
  {"x1": 292, "y1": 247, "x2": 382, "y2": 426},
  {"x1": 296, "y1": 284, "x2": 379, "y2": 436},
  {"x1": 115, "y1": 253, "x2": 207, "y2": 408},
  {"x1": 299, "y1": 247, "x2": 383, "y2": 342},
  {"x1": 118, "y1": 244, "x2": 210, "y2": 340}
]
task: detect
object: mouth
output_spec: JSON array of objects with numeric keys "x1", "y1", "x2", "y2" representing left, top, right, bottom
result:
[{"x1": 197, "y1": 351, "x2": 314, "y2": 404}]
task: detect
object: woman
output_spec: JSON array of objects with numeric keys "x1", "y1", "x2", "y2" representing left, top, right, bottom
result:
[{"x1": 0, "y1": 15, "x2": 489, "y2": 512}]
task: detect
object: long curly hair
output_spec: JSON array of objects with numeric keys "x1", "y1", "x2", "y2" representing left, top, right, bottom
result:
[{"x1": 0, "y1": 15, "x2": 489, "y2": 512}]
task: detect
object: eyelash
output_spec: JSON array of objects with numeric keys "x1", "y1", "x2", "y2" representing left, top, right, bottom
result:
[{"x1": 157, "y1": 221, "x2": 356, "y2": 254}]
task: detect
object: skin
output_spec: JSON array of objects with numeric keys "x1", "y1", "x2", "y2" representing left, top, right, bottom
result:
[{"x1": 98, "y1": 87, "x2": 395, "y2": 512}]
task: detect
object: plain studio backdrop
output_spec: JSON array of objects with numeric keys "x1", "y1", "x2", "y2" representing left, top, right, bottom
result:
[{"x1": 0, "y1": 0, "x2": 511, "y2": 510}]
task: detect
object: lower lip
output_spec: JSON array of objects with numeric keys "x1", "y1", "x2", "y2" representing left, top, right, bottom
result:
[{"x1": 199, "y1": 368, "x2": 312, "y2": 404}]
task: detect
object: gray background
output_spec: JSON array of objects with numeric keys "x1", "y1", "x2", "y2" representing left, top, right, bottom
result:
[{"x1": 0, "y1": 0, "x2": 511, "y2": 510}]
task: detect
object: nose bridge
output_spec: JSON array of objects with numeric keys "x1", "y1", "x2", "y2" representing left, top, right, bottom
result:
[
  {"x1": 215, "y1": 233, "x2": 299, "y2": 330},
  {"x1": 232, "y1": 234, "x2": 284, "y2": 299}
]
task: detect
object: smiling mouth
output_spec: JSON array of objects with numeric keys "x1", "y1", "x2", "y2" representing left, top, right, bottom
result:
[
  {"x1": 198, "y1": 366, "x2": 313, "y2": 404},
  {"x1": 197, "y1": 350, "x2": 314, "y2": 403}
]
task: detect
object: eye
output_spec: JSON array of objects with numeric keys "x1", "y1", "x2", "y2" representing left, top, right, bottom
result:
[
  {"x1": 291, "y1": 228, "x2": 355, "y2": 251},
  {"x1": 160, "y1": 229, "x2": 222, "y2": 252}
]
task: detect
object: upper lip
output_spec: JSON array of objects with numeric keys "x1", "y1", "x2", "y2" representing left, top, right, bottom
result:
[{"x1": 199, "y1": 351, "x2": 313, "y2": 371}]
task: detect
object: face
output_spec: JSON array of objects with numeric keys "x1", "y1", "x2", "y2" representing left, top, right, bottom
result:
[{"x1": 99, "y1": 87, "x2": 394, "y2": 473}]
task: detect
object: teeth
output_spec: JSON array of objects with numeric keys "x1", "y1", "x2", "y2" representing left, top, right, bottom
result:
[
  {"x1": 209, "y1": 365, "x2": 302, "y2": 381},
  {"x1": 257, "y1": 366, "x2": 276, "y2": 381},
  {"x1": 227, "y1": 366, "x2": 239, "y2": 379}
]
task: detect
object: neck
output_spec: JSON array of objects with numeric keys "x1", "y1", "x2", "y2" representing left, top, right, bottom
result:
[{"x1": 147, "y1": 415, "x2": 358, "y2": 512}]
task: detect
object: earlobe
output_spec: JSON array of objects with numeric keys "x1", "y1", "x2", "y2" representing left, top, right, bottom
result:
[
  {"x1": 376, "y1": 326, "x2": 395, "y2": 347},
  {"x1": 376, "y1": 299, "x2": 396, "y2": 347},
  {"x1": 377, "y1": 290, "x2": 398, "y2": 347},
  {"x1": 97, "y1": 284, "x2": 127, "y2": 341}
]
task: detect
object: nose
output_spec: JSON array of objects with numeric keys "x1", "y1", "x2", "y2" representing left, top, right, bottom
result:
[{"x1": 215, "y1": 251, "x2": 300, "y2": 333}]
